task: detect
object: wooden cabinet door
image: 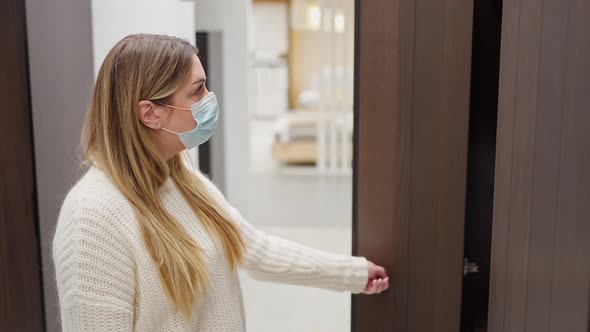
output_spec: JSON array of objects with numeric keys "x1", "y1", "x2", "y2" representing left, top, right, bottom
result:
[
  {"x1": 352, "y1": 0, "x2": 474, "y2": 331},
  {"x1": 488, "y1": 0, "x2": 590, "y2": 331}
]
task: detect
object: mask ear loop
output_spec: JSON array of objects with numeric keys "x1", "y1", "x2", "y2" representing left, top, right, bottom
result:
[
  {"x1": 152, "y1": 99, "x2": 191, "y2": 111},
  {"x1": 152, "y1": 101, "x2": 197, "y2": 134},
  {"x1": 151, "y1": 101, "x2": 191, "y2": 135},
  {"x1": 161, "y1": 104, "x2": 192, "y2": 111},
  {"x1": 160, "y1": 127, "x2": 180, "y2": 135}
]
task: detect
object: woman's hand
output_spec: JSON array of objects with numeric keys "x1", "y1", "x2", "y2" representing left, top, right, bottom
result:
[{"x1": 362, "y1": 260, "x2": 389, "y2": 295}]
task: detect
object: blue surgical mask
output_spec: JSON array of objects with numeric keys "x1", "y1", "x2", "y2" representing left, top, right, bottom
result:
[{"x1": 160, "y1": 92, "x2": 219, "y2": 149}]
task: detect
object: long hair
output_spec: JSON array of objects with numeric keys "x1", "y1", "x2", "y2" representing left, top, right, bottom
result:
[{"x1": 80, "y1": 34, "x2": 245, "y2": 318}]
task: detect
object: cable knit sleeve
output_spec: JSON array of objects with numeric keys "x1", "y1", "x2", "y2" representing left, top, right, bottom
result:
[
  {"x1": 229, "y1": 205, "x2": 368, "y2": 293},
  {"x1": 53, "y1": 195, "x2": 136, "y2": 331},
  {"x1": 193, "y1": 170, "x2": 369, "y2": 294}
]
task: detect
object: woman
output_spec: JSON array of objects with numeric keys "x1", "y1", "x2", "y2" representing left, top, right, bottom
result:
[{"x1": 52, "y1": 34, "x2": 389, "y2": 331}]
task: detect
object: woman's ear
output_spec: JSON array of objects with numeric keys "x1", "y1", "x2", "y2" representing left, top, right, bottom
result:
[{"x1": 138, "y1": 100, "x2": 164, "y2": 129}]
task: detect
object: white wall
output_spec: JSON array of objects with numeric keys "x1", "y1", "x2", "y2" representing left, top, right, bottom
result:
[
  {"x1": 91, "y1": 0, "x2": 199, "y2": 165},
  {"x1": 93, "y1": 0, "x2": 254, "y2": 213},
  {"x1": 250, "y1": 3, "x2": 289, "y2": 118},
  {"x1": 193, "y1": 0, "x2": 252, "y2": 214},
  {"x1": 92, "y1": 0, "x2": 196, "y2": 75},
  {"x1": 252, "y1": 2, "x2": 288, "y2": 55},
  {"x1": 25, "y1": 1, "x2": 95, "y2": 330}
]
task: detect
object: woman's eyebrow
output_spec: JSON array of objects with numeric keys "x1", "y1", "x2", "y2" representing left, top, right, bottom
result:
[{"x1": 192, "y1": 78, "x2": 206, "y2": 85}]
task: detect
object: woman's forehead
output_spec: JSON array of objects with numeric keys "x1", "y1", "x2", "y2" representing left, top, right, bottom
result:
[{"x1": 190, "y1": 55, "x2": 206, "y2": 81}]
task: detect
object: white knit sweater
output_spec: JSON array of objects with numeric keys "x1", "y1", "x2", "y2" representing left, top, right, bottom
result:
[{"x1": 52, "y1": 164, "x2": 369, "y2": 331}]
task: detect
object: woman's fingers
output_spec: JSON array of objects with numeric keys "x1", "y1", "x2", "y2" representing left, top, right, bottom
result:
[
  {"x1": 363, "y1": 261, "x2": 390, "y2": 294},
  {"x1": 372, "y1": 280, "x2": 380, "y2": 294},
  {"x1": 367, "y1": 261, "x2": 388, "y2": 279},
  {"x1": 376, "y1": 266, "x2": 388, "y2": 278},
  {"x1": 379, "y1": 277, "x2": 389, "y2": 292},
  {"x1": 375, "y1": 280, "x2": 383, "y2": 294},
  {"x1": 365, "y1": 277, "x2": 390, "y2": 294},
  {"x1": 381, "y1": 277, "x2": 390, "y2": 292}
]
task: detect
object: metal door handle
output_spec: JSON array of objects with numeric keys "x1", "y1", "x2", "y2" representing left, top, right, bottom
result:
[{"x1": 463, "y1": 258, "x2": 479, "y2": 276}]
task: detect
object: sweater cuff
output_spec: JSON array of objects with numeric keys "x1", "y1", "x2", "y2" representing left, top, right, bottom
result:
[{"x1": 344, "y1": 256, "x2": 369, "y2": 294}]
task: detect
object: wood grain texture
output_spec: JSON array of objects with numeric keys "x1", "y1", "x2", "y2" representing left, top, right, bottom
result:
[
  {"x1": 489, "y1": 0, "x2": 590, "y2": 330},
  {"x1": 354, "y1": 0, "x2": 410, "y2": 329},
  {"x1": 353, "y1": 0, "x2": 473, "y2": 330},
  {"x1": 409, "y1": 0, "x2": 473, "y2": 331}
]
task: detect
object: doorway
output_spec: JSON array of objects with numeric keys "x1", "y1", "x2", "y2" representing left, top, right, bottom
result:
[
  {"x1": 460, "y1": 0, "x2": 503, "y2": 331},
  {"x1": 353, "y1": 0, "x2": 590, "y2": 331}
]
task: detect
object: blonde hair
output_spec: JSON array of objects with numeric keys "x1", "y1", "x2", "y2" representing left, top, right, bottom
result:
[{"x1": 80, "y1": 34, "x2": 245, "y2": 317}]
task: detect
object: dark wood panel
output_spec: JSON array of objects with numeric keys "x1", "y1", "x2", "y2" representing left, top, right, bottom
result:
[
  {"x1": 488, "y1": 0, "x2": 540, "y2": 330},
  {"x1": 409, "y1": 0, "x2": 473, "y2": 330},
  {"x1": 353, "y1": 0, "x2": 473, "y2": 331},
  {"x1": 489, "y1": 0, "x2": 590, "y2": 330},
  {"x1": 523, "y1": 0, "x2": 569, "y2": 330},
  {"x1": 0, "y1": 0, "x2": 45, "y2": 330},
  {"x1": 548, "y1": 0, "x2": 590, "y2": 329},
  {"x1": 487, "y1": 0, "x2": 520, "y2": 325},
  {"x1": 504, "y1": 0, "x2": 544, "y2": 330},
  {"x1": 354, "y1": 0, "x2": 412, "y2": 329}
]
